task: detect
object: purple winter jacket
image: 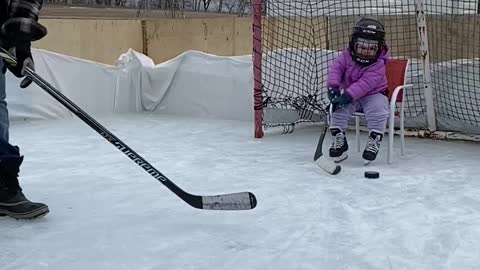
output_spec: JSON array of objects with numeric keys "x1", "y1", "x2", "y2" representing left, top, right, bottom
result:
[{"x1": 327, "y1": 47, "x2": 389, "y2": 101}]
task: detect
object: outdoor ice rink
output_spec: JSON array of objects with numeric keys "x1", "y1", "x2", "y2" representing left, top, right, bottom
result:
[{"x1": 2, "y1": 112, "x2": 480, "y2": 270}]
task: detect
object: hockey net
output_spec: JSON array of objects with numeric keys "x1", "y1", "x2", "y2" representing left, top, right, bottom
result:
[{"x1": 252, "y1": 0, "x2": 480, "y2": 140}]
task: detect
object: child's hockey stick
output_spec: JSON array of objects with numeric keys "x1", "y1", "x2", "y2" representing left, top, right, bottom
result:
[{"x1": 313, "y1": 104, "x2": 341, "y2": 175}]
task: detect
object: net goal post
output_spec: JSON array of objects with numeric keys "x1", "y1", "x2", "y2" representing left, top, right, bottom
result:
[{"x1": 252, "y1": 0, "x2": 480, "y2": 141}]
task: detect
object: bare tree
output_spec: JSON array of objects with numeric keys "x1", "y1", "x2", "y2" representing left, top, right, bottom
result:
[
  {"x1": 237, "y1": 0, "x2": 251, "y2": 16},
  {"x1": 217, "y1": 0, "x2": 223, "y2": 12},
  {"x1": 223, "y1": 0, "x2": 236, "y2": 13},
  {"x1": 202, "y1": 0, "x2": 211, "y2": 11},
  {"x1": 192, "y1": 0, "x2": 201, "y2": 10}
]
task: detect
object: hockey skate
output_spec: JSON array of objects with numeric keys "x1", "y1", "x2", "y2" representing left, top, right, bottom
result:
[
  {"x1": 362, "y1": 130, "x2": 383, "y2": 165},
  {"x1": 329, "y1": 128, "x2": 349, "y2": 163}
]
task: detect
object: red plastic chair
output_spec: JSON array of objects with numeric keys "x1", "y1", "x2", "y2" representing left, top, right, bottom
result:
[{"x1": 353, "y1": 59, "x2": 413, "y2": 164}]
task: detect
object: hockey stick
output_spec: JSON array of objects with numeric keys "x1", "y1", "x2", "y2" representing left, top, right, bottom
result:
[
  {"x1": 313, "y1": 104, "x2": 341, "y2": 175},
  {"x1": 0, "y1": 48, "x2": 257, "y2": 210}
]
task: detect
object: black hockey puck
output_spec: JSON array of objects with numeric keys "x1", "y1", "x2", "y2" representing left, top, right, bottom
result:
[{"x1": 364, "y1": 171, "x2": 380, "y2": 179}]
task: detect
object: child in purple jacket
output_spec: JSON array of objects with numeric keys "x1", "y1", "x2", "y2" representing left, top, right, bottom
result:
[{"x1": 326, "y1": 17, "x2": 390, "y2": 163}]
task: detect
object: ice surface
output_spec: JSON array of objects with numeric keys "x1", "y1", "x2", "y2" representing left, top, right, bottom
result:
[{"x1": 1, "y1": 113, "x2": 480, "y2": 270}]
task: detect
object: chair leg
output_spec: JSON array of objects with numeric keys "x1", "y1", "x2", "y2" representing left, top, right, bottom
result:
[
  {"x1": 355, "y1": 115, "x2": 360, "y2": 152},
  {"x1": 388, "y1": 109, "x2": 395, "y2": 165},
  {"x1": 400, "y1": 100, "x2": 405, "y2": 156}
]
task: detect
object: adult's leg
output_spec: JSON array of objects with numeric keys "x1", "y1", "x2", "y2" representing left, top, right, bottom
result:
[
  {"x1": 0, "y1": 63, "x2": 9, "y2": 142},
  {"x1": 0, "y1": 65, "x2": 49, "y2": 219}
]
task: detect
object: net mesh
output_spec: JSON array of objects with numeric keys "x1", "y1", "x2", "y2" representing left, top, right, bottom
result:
[{"x1": 254, "y1": 0, "x2": 480, "y2": 137}]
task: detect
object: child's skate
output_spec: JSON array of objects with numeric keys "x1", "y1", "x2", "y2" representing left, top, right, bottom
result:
[
  {"x1": 329, "y1": 128, "x2": 348, "y2": 163},
  {"x1": 363, "y1": 130, "x2": 383, "y2": 165}
]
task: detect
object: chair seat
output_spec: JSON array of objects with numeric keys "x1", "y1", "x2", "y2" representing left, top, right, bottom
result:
[
  {"x1": 354, "y1": 111, "x2": 401, "y2": 118},
  {"x1": 354, "y1": 110, "x2": 401, "y2": 117},
  {"x1": 353, "y1": 111, "x2": 364, "y2": 116}
]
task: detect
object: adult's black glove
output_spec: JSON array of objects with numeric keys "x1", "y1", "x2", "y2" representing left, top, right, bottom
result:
[{"x1": 2, "y1": 42, "x2": 34, "y2": 88}]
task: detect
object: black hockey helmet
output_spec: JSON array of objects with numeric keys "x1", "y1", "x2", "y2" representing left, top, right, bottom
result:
[{"x1": 349, "y1": 17, "x2": 386, "y2": 66}]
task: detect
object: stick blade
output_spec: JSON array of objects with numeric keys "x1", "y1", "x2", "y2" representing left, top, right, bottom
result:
[
  {"x1": 313, "y1": 124, "x2": 328, "y2": 161},
  {"x1": 316, "y1": 156, "x2": 341, "y2": 175},
  {"x1": 201, "y1": 192, "x2": 257, "y2": 210}
]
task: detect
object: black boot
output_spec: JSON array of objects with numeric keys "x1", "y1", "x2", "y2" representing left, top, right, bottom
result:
[
  {"x1": 329, "y1": 128, "x2": 348, "y2": 163},
  {"x1": 362, "y1": 130, "x2": 383, "y2": 163},
  {"x1": 0, "y1": 156, "x2": 49, "y2": 220}
]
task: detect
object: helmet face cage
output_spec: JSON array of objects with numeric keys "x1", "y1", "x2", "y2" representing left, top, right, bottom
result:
[
  {"x1": 354, "y1": 37, "x2": 379, "y2": 61},
  {"x1": 349, "y1": 18, "x2": 386, "y2": 66}
]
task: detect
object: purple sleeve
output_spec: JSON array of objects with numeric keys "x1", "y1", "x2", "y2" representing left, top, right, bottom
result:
[
  {"x1": 327, "y1": 52, "x2": 347, "y2": 88},
  {"x1": 345, "y1": 63, "x2": 387, "y2": 101}
]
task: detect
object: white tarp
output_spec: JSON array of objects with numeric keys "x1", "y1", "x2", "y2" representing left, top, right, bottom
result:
[
  {"x1": 6, "y1": 48, "x2": 254, "y2": 123},
  {"x1": 6, "y1": 49, "x2": 140, "y2": 121},
  {"x1": 134, "y1": 50, "x2": 254, "y2": 121}
]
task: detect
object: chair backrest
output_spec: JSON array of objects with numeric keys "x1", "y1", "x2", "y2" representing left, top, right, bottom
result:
[{"x1": 385, "y1": 59, "x2": 409, "y2": 103}]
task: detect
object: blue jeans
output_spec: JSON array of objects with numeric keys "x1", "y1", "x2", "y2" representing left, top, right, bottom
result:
[{"x1": 0, "y1": 62, "x2": 21, "y2": 158}]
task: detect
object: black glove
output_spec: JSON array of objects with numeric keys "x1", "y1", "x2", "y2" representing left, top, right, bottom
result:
[
  {"x1": 2, "y1": 42, "x2": 34, "y2": 89},
  {"x1": 327, "y1": 86, "x2": 340, "y2": 102},
  {"x1": 331, "y1": 91, "x2": 353, "y2": 112}
]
